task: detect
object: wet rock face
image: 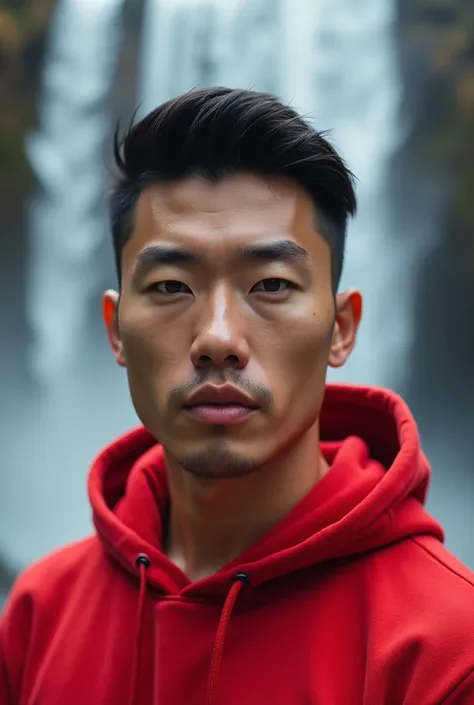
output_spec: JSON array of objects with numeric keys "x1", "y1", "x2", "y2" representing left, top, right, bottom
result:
[
  {"x1": 0, "y1": 554, "x2": 15, "y2": 593},
  {"x1": 392, "y1": 0, "x2": 474, "y2": 568},
  {"x1": 393, "y1": 0, "x2": 474, "y2": 415}
]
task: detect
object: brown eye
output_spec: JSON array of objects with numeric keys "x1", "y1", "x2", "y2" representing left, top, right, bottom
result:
[
  {"x1": 251, "y1": 278, "x2": 293, "y2": 293},
  {"x1": 153, "y1": 280, "x2": 192, "y2": 295}
]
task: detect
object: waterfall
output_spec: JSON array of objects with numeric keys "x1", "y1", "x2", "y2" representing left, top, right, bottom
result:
[
  {"x1": 300, "y1": 0, "x2": 405, "y2": 387},
  {"x1": 26, "y1": 0, "x2": 125, "y2": 384},
  {"x1": 3, "y1": 0, "x2": 130, "y2": 568}
]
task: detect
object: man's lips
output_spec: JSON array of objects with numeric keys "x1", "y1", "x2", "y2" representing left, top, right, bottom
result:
[
  {"x1": 183, "y1": 405, "x2": 256, "y2": 424},
  {"x1": 182, "y1": 385, "x2": 259, "y2": 425},
  {"x1": 183, "y1": 384, "x2": 259, "y2": 409}
]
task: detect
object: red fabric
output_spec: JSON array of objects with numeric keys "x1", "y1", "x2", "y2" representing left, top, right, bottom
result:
[{"x1": 1, "y1": 384, "x2": 474, "y2": 704}]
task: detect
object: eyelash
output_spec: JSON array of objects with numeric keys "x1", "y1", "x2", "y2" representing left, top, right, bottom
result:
[
  {"x1": 149, "y1": 278, "x2": 295, "y2": 296},
  {"x1": 250, "y1": 278, "x2": 294, "y2": 294},
  {"x1": 152, "y1": 281, "x2": 191, "y2": 295}
]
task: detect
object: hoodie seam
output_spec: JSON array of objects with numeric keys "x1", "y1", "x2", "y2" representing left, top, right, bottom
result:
[
  {"x1": 157, "y1": 596, "x2": 236, "y2": 606},
  {"x1": 439, "y1": 668, "x2": 474, "y2": 703},
  {"x1": 410, "y1": 537, "x2": 474, "y2": 590}
]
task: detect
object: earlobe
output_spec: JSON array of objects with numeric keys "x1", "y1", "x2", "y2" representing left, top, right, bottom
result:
[
  {"x1": 328, "y1": 290, "x2": 362, "y2": 369},
  {"x1": 103, "y1": 290, "x2": 126, "y2": 367}
]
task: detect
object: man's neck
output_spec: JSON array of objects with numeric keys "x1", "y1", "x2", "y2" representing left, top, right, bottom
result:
[{"x1": 164, "y1": 425, "x2": 328, "y2": 582}]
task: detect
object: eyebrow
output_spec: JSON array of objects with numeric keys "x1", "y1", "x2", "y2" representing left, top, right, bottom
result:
[
  {"x1": 236, "y1": 240, "x2": 309, "y2": 264},
  {"x1": 133, "y1": 239, "x2": 310, "y2": 276},
  {"x1": 134, "y1": 245, "x2": 196, "y2": 271}
]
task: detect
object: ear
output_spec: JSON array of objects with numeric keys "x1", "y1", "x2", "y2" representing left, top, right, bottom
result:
[
  {"x1": 103, "y1": 290, "x2": 126, "y2": 367},
  {"x1": 328, "y1": 290, "x2": 362, "y2": 368}
]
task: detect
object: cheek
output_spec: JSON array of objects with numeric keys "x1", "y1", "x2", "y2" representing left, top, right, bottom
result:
[
  {"x1": 265, "y1": 308, "x2": 333, "y2": 402},
  {"x1": 121, "y1": 305, "x2": 185, "y2": 369},
  {"x1": 119, "y1": 316, "x2": 185, "y2": 409},
  {"x1": 123, "y1": 327, "x2": 165, "y2": 373}
]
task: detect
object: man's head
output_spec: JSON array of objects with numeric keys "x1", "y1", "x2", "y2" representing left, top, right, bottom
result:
[{"x1": 104, "y1": 87, "x2": 362, "y2": 479}]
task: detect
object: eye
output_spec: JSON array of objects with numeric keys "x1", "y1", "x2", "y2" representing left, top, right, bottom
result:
[
  {"x1": 251, "y1": 278, "x2": 294, "y2": 294},
  {"x1": 152, "y1": 280, "x2": 192, "y2": 295}
]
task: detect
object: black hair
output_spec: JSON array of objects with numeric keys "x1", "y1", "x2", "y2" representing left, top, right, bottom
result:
[{"x1": 110, "y1": 87, "x2": 356, "y2": 290}]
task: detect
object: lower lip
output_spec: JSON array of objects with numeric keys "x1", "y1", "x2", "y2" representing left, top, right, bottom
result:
[{"x1": 183, "y1": 404, "x2": 257, "y2": 425}]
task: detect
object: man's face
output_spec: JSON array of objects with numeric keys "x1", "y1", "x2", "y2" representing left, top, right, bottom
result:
[{"x1": 104, "y1": 174, "x2": 361, "y2": 478}]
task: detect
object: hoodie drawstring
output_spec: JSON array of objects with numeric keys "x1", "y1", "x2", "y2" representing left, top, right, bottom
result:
[
  {"x1": 128, "y1": 560, "x2": 248, "y2": 705},
  {"x1": 206, "y1": 573, "x2": 249, "y2": 705},
  {"x1": 128, "y1": 553, "x2": 150, "y2": 705}
]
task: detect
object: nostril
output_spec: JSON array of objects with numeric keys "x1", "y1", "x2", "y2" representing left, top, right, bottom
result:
[
  {"x1": 226, "y1": 354, "x2": 239, "y2": 363},
  {"x1": 198, "y1": 354, "x2": 212, "y2": 364}
]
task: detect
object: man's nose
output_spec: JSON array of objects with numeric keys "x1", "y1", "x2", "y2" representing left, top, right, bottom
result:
[{"x1": 190, "y1": 290, "x2": 250, "y2": 370}]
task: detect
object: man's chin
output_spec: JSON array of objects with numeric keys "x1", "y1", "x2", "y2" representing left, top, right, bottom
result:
[{"x1": 177, "y1": 445, "x2": 260, "y2": 480}]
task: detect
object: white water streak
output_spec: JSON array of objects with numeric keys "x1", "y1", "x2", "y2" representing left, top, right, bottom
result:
[{"x1": 26, "y1": 0, "x2": 125, "y2": 383}]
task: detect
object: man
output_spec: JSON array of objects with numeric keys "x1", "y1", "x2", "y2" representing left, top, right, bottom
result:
[{"x1": 1, "y1": 87, "x2": 473, "y2": 705}]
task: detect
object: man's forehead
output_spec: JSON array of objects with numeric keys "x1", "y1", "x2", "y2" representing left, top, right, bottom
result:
[
  {"x1": 139, "y1": 174, "x2": 313, "y2": 217},
  {"x1": 122, "y1": 175, "x2": 329, "y2": 272},
  {"x1": 132, "y1": 176, "x2": 317, "y2": 242}
]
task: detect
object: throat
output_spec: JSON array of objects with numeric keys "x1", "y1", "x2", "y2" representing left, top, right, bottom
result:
[{"x1": 162, "y1": 441, "x2": 329, "y2": 582}]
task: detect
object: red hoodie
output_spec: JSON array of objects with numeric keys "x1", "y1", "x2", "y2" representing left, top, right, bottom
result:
[{"x1": 1, "y1": 385, "x2": 474, "y2": 705}]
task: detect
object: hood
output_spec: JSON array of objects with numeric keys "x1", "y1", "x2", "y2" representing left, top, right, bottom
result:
[{"x1": 89, "y1": 384, "x2": 443, "y2": 598}]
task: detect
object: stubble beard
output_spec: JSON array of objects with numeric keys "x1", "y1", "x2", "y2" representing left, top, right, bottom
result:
[{"x1": 178, "y1": 442, "x2": 260, "y2": 480}]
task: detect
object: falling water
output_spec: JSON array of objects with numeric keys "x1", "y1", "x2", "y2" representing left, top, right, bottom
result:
[
  {"x1": 2, "y1": 0, "x2": 131, "y2": 569},
  {"x1": 25, "y1": 0, "x2": 125, "y2": 384}
]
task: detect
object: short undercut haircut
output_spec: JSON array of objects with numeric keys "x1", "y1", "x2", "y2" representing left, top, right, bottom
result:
[{"x1": 110, "y1": 87, "x2": 357, "y2": 290}]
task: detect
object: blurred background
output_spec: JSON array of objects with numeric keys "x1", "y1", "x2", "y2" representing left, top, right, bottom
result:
[{"x1": 1, "y1": 0, "x2": 473, "y2": 601}]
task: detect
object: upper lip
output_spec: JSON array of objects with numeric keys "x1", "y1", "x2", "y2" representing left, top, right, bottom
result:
[{"x1": 183, "y1": 384, "x2": 259, "y2": 408}]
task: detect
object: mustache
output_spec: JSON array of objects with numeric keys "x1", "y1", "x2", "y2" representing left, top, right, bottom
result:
[{"x1": 167, "y1": 370, "x2": 274, "y2": 408}]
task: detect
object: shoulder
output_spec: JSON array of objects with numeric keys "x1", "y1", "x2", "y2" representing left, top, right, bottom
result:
[
  {"x1": 374, "y1": 532, "x2": 474, "y2": 596},
  {"x1": 369, "y1": 536, "x2": 474, "y2": 702},
  {"x1": 372, "y1": 534, "x2": 474, "y2": 628},
  {"x1": 411, "y1": 534, "x2": 474, "y2": 586},
  {"x1": 1, "y1": 538, "x2": 106, "y2": 672},
  {"x1": 407, "y1": 534, "x2": 474, "y2": 606},
  {"x1": 2, "y1": 536, "x2": 101, "y2": 616},
  {"x1": 0, "y1": 538, "x2": 107, "y2": 700},
  {"x1": 407, "y1": 535, "x2": 474, "y2": 642}
]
